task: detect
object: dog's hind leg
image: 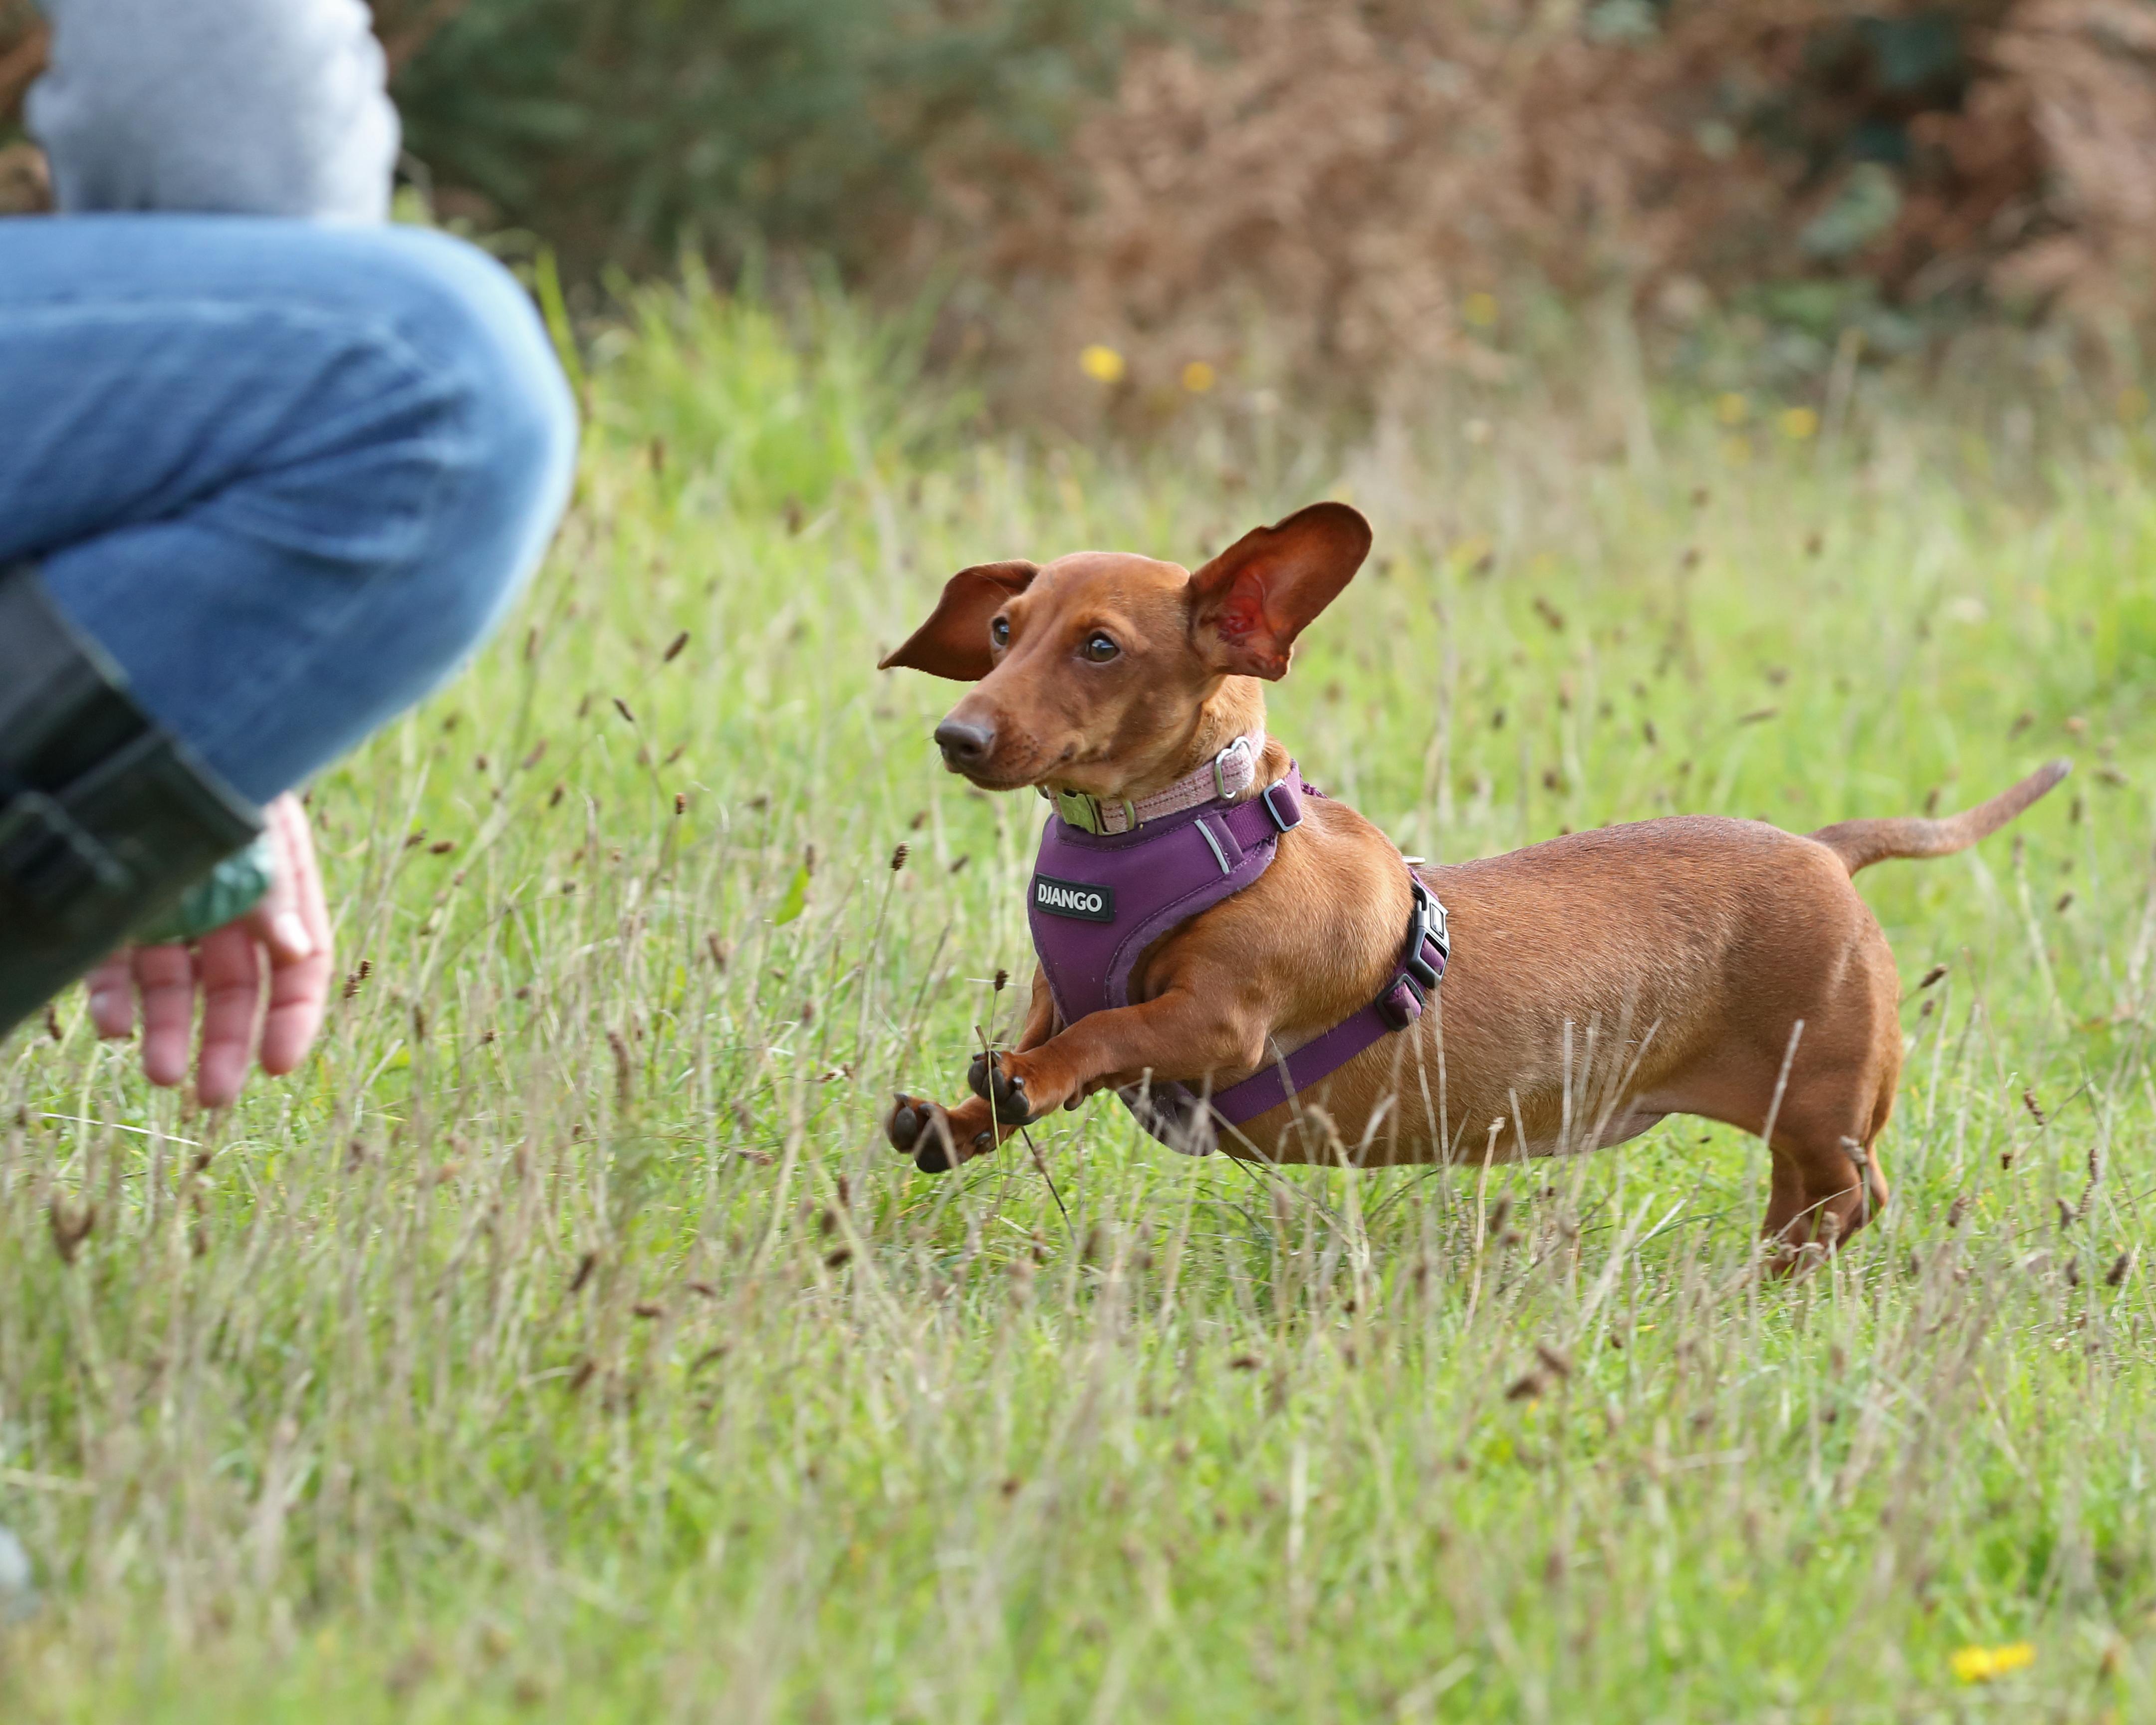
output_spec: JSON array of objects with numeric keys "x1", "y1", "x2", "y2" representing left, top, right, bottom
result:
[{"x1": 1760, "y1": 1093, "x2": 1893, "y2": 1254}]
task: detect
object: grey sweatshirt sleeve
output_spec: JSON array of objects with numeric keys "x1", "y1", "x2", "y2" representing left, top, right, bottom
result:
[{"x1": 25, "y1": 0, "x2": 400, "y2": 220}]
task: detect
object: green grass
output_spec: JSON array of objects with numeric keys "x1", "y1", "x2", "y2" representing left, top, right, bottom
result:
[{"x1": 4, "y1": 282, "x2": 2156, "y2": 1722}]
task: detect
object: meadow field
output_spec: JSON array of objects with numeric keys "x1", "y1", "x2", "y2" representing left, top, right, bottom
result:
[{"x1": 3, "y1": 279, "x2": 2155, "y2": 1722}]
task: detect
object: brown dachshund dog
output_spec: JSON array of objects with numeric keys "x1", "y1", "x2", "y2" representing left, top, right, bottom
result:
[{"x1": 879, "y1": 502, "x2": 2066, "y2": 1248}]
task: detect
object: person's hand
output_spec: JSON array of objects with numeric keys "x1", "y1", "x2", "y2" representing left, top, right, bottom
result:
[{"x1": 85, "y1": 795, "x2": 334, "y2": 1106}]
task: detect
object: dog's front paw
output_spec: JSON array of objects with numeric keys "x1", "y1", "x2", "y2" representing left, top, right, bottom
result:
[
  {"x1": 886, "y1": 1092, "x2": 996, "y2": 1174},
  {"x1": 887, "y1": 1092, "x2": 954, "y2": 1171},
  {"x1": 967, "y1": 1051, "x2": 1037, "y2": 1125}
]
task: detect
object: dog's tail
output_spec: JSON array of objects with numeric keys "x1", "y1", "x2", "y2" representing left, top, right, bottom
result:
[{"x1": 1808, "y1": 759, "x2": 2071, "y2": 876}]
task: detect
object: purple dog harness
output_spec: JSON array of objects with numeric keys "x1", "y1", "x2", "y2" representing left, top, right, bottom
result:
[{"x1": 1025, "y1": 734, "x2": 1449, "y2": 1154}]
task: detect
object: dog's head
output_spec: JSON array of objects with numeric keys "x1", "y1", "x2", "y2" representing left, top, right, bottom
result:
[{"x1": 879, "y1": 503, "x2": 1372, "y2": 797}]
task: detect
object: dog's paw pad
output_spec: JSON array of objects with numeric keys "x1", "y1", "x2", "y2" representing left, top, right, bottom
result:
[
  {"x1": 967, "y1": 1053, "x2": 1035, "y2": 1125},
  {"x1": 994, "y1": 1079, "x2": 1032, "y2": 1124},
  {"x1": 914, "y1": 1136, "x2": 957, "y2": 1174},
  {"x1": 886, "y1": 1094, "x2": 931, "y2": 1155}
]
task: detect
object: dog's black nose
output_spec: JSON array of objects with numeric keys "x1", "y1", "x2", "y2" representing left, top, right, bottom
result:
[{"x1": 934, "y1": 718, "x2": 994, "y2": 769}]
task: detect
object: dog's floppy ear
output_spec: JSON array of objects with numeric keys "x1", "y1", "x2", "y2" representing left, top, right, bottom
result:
[
  {"x1": 1188, "y1": 502, "x2": 1372, "y2": 681},
  {"x1": 878, "y1": 561, "x2": 1039, "y2": 681}
]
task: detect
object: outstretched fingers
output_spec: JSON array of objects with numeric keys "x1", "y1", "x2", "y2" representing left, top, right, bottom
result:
[
  {"x1": 191, "y1": 923, "x2": 264, "y2": 1107},
  {"x1": 85, "y1": 953, "x2": 136, "y2": 1040},
  {"x1": 250, "y1": 796, "x2": 333, "y2": 1077},
  {"x1": 132, "y1": 943, "x2": 199, "y2": 1088}
]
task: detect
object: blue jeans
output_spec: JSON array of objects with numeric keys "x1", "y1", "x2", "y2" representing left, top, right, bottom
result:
[{"x1": 0, "y1": 216, "x2": 577, "y2": 804}]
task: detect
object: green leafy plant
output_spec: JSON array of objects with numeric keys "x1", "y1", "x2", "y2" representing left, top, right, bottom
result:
[{"x1": 377, "y1": 0, "x2": 1139, "y2": 274}]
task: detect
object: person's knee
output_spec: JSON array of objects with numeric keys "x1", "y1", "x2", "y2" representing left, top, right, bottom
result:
[
  {"x1": 16, "y1": 220, "x2": 578, "y2": 803},
  {"x1": 358, "y1": 228, "x2": 578, "y2": 645}
]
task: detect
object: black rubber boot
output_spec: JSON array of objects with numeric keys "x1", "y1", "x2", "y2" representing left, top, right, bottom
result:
[{"x1": 0, "y1": 563, "x2": 263, "y2": 1039}]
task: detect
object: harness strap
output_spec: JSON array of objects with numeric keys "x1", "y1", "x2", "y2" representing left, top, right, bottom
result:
[
  {"x1": 1030, "y1": 762, "x2": 1306, "y2": 1030},
  {"x1": 1204, "y1": 875, "x2": 1448, "y2": 1127},
  {"x1": 1026, "y1": 745, "x2": 1449, "y2": 1155}
]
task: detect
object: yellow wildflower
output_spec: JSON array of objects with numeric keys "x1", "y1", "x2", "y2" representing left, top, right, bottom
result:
[
  {"x1": 1181, "y1": 360, "x2": 1216, "y2": 393},
  {"x1": 1951, "y1": 1642, "x2": 2035, "y2": 1684},
  {"x1": 1079, "y1": 345, "x2": 1126, "y2": 385},
  {"x1": 1463, "y1": 291, "x2": 1499, "y2": 329},
  {"x1": 1715, "y1": 391, "x2": 1749, "y2": 426},
  {"x1": 1779, "y1": 406, "x2": 1820, "y2": 441}
]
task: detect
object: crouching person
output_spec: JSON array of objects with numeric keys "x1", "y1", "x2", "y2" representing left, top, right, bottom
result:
[{"x1": 0, "y1": 0, "x2": 577, "y2": 1101}]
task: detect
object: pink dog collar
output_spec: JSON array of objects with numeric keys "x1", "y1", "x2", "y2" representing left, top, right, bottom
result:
[{"x1": 1043, "y1": 732, "x2": 1264, "y2": 835}]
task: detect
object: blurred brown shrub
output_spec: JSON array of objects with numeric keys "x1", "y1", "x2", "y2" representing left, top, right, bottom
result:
[
  {"x1": 0, "y1": 0, "x2": 46, "y2": 122},
  {"x1": 0, "y1": 0, "x2": 48, "y2": 215},
  {"x1": 1983, "y1": 0, "x2": 2156, "y2": 319},
  {"x1": 6, "y1": 0, "x2": 2155, "y2": 406},
  {"x1": 939, "y1": 0, "x2": 2156, "y2": 408}
]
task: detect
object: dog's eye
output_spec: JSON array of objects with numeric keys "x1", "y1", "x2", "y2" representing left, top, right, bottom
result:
[
  {"x1": 1082, "y1": 632, "x2": 1120, "y2": 663},
  {"x1": 990, "y1": 617, "x2": 1010, "y2": 648}
]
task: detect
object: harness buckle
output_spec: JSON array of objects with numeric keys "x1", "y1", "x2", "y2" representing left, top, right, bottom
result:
[
  {"x1": 1373, "y1": 876, "x2": 1443, "y2": 1029},
  {"x1": 1376, "y1": 969, "x2": 1428, "y2": 1031},
  {"x1": 1260, "y1": 781, "x2": 1302, "y2": 832},
  {"x1": 1407, "y1": 876, "x2": 1449, "y2": 970},
  {"x1": 1053, "y1": 789, "x2": 1134, "y2": 835}
]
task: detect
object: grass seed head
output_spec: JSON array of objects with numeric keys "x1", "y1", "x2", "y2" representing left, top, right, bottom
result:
[{"x1": 47, "y1": 1198, "x2": 94, "y2": 1264}]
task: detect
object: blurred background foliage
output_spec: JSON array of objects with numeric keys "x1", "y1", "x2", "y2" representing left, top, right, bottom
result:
[
  {"x1": 369, "y1": 0, "x2": 1139, "y2": 276},
  {"x1": 4, "y1": 0, "x2": 2156, "y2": 414}
]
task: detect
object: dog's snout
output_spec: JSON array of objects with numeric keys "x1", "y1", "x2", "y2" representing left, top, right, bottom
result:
[{"x1": 934, "y1": 717, "x2": 995, "y2": 769}]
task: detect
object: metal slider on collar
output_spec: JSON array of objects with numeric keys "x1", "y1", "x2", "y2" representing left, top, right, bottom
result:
[{"x1": 1210, "y1": 734, "x2": 1253, "y2": 800}]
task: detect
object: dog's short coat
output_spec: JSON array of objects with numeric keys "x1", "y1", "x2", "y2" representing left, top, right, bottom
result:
[{"x1": 879, "y1": 502, "x2": 2066, "y2": 1250}]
